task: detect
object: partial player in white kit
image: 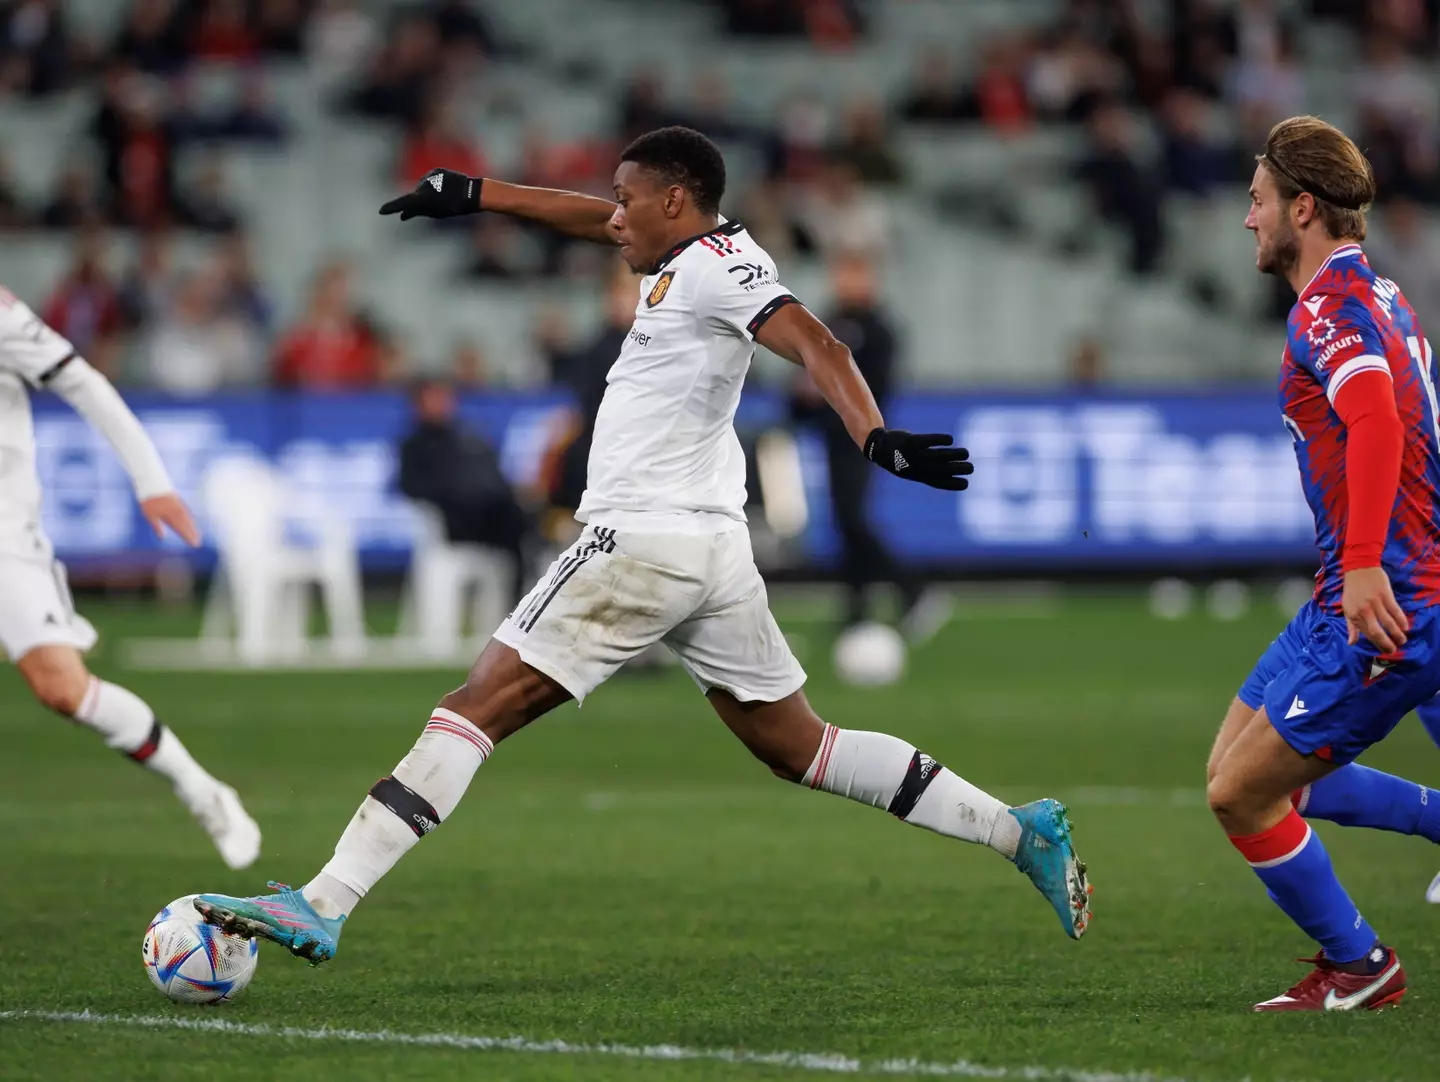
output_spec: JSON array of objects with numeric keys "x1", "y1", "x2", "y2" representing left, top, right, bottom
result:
[
  {"x1": 196, "y1": 127, "x2": 1091, "y2": 963},
  {"x1": 0, "y1": 285, "x2": 259, "y2": 869}
]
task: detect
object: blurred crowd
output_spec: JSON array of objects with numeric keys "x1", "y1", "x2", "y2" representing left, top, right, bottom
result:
[{"x1": 2, "y1": 0, "x2": 1439, "y2": 395}]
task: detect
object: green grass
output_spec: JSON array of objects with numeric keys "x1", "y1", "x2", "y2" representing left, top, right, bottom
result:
[{"x1": 2, "y1": 589, "x2": 1439, "y2": 1081}]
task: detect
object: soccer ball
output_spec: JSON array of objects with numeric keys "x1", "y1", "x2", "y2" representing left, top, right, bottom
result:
[
  {"x1": 142, "y1": 895, "x2": 258, "y2": 1005},
  {"x1": 833, "y1": 621, "x2": 906, "y2": 687}
]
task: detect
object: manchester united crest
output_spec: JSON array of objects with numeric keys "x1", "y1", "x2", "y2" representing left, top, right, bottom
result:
[{"x1": 646, "y1": 270, "x2": 675, "y2": 308}]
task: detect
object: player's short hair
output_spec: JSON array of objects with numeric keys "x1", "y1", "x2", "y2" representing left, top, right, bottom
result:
[
  {"x1": 620, "y1": 126, "x2": 726, "y2": 215},
  {"x1": 1258, "y1": 116, "x2": 1376, "y2": 241}
]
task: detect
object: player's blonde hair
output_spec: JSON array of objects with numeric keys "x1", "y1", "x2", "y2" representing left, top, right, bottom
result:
[{"x1": 1258, "y1": 116, "x2": 1376, "y2": 241}]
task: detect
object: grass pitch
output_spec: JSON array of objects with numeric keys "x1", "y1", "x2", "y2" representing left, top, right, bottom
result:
[{"x1": 2, "y1": 589, "x2": 1438, "y2": 1081}]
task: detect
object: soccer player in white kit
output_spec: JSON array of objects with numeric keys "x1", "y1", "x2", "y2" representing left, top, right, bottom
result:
[
  {"x1": 0, "y1": 285, "x2": 260, "y2": 869},
  {"x1": 197, "y1": 127, "x2": 1091, "y2": 961}
]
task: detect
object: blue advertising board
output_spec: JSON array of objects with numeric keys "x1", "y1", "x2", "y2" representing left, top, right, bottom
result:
[{"x1": 30, "y1": 389, "x2": 1319, "y2": 572}]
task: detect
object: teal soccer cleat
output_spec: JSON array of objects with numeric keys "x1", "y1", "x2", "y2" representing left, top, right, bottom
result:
[
  {"x1": 194, "y1": 882, "x2": 345, "y2": 965},
  {"x1": 1010, "y1": 799, "x2": 1092, "y2": 939}
]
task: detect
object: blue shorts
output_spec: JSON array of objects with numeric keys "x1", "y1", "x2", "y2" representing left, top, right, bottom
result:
[{"x1": 1237, "y1": 599, "x2": 1440, "y2": 765}]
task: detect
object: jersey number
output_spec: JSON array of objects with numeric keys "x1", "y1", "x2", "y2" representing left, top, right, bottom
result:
[{"x1": 1409, "y1": 336, "x2": 1439, "y2": 453}]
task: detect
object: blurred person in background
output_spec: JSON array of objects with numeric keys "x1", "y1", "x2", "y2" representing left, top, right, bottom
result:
[
  {"x1": 1026, "y1": 25, "x2": 1124, "y2": 122},
  {"x1": 341, "y1": 12, "x2": 441, "y2": 128},
  {"x1": 142, "y1": 266, "x2": 265, "y2": 395},
  {"x1": 399, "y1": 96, "x2": 487, "y2": 188},
  {"x1": 955, "y1": 37, "x2": 1034, "y2": 134},
  {"x1": 306, "y1": 0, "x2": 377, "y2": 86},
  {"x1": 177, "y1": 154, "x2": 243, "y2": 234},
  {"x1": 830, "y1": 101, "x2": 905, "y2": 186},
  {"x1": 255, "y1": 0, "x2": 308, "y2": 58},
  {"x1": 0, "y1": 150, "x2": 30, "y2": 230},
  {"x1": 449, "y1": 338, "x2": 488, "y2": 386},
  {"x1": 39, "y1": 158, "x2": 106, "y2": 231},
  {"x1": 898, "y1": 48, "x2": 967, "y2": 123},
  {"x1": 117, "y1": 229, "x2": 176, "y2": 331},
  {"x1": 799, "y1": 155, "x2": 889, "y2": 260},
  {"x1": 1227, "y1": 25, "x2": 1304, "y2": 144},
  {"x1": 1356, "y1": 29, "x2": 1440, "y2": 203},
  {"x1": 195, "y1": 72, "x2": 289, "y2": 144},
  {"x1": 0, "y1": 0, "x2": 77, "y2": 97},
  {"x1": 1370, "y1": 197, "x2": 1440, "y2": 334},
  {"x1": 425, "y1": 0, "x2": 499, "y2": 57},
  {"x1": 788, "y1": 252, "x2": 943, "y2": 637},
  {"x1": 90, "y1": 65, "x2": 180, "y2": 229},
  {"x1": 1160, "y1": 89, "x2": 1232, "y2": 198},
  {"x1": 272, "y1": 261, "x2": 391, "y2": 389},
  {"x1": 111, "y1": 0, "x2": 186, "y2": 77},
  {"x1": 397, "y1": 377, "x2": 532, "y2": 595},
  {"x1": 42, "y1": 231, "x2": 122, "y2": 377},
  {"x1": 211, "y1": 230, "x2": 274, "y2": 335},
  {"x1": 1074, "y1": 99, "x2": 1165, "y2": 275},
  {"x1": 188, "y1": 0, "x2": 259, "y2": 63}
]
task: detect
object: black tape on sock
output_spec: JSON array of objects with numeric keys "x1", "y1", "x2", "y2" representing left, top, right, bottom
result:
[
  {"x1": 127, "y1": 719, "x2": 164, "y2": 763},
  {"x1": 369, "y1": 775, "x2": 441, "y2": 838},
  {"x1": 887, "y1": 752, "x2": 945, "y2": 820}
]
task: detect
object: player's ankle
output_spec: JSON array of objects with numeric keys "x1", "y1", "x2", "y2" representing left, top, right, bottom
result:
[{"x1": 1327, "y1": 942, "x2": 1390, "y2": 976}]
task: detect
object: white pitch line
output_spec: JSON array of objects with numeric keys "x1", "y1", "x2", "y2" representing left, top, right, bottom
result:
[{"x1": 0, "y1": 1009, "x2": 1200, "y2": 1082}]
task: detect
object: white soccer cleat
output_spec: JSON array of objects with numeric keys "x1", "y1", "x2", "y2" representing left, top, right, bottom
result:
[
  {"x1": 188, "y1": 783, "x2": 262, "y2": 869},
  {"x1": 1427, "y1": 871, "x2": 1440, "y2": 904}
]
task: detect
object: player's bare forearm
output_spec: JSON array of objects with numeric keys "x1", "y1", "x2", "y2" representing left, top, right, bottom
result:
[
  {"x1": 756, "y1": 303, "x2": 882, "y2": 448},
  {"x1": 480, "y1": 179, "x2": 620, "y2": 245}
]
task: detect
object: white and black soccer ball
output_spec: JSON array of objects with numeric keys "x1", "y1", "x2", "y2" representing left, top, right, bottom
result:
[
  {"x1": 143, "y1": 895, "x2": 258, "y2": 1005},
  {"x1": 833, "y1": 621, "x2": 907, "y2": 687}
]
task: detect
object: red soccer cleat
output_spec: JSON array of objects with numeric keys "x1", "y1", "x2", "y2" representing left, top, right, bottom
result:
[{"x1": 1253, "y1": 946, "x2": 1406, "y2": 1012}]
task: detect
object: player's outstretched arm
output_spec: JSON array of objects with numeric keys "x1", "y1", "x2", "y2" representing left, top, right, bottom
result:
[
  {"x1": 756, "y1": 303, "x2": 974, "y2": 491},
  {"x1": 379, "y1": 168, "x2": 619, "y2": 245},
  {"x1": 46, "y1": 358, "x2": 201, "y2": 546}
]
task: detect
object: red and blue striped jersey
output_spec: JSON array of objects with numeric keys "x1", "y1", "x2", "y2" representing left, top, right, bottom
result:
[{"x1": 1280, "y1": 244, "x2": 1440, "y2": 611}]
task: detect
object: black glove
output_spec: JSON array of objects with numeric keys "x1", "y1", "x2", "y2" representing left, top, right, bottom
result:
[
  {"x1": 864, "y1": 428, "x2": 974, "y2": 491},
  {"x1": 379, "y1": 168, "x2": 482, "y2": 221}
]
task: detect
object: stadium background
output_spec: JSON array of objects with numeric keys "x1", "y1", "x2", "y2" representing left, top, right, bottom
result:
[{"x1": 5, "y1": 3, "x2": 1440, "y2": 1082}]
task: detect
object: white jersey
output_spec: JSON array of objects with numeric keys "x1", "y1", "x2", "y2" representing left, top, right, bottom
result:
[
  {"x1": 0, "y1": 287, "x2": 75, "y2": 560},
  {"x1": 577, "y1": 221, "x2": 797, "y2": 533}
]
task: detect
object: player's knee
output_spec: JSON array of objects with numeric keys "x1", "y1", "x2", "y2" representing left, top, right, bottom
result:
[
  {"x1": 23, "y1": 659, "x2": 89, "y2": 716},
  {"x1": 1206, "y1": 773, "x2": 1250, "y2": 830}
]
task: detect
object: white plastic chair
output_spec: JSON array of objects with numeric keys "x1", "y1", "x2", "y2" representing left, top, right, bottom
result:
[
  {"x1": 200, "y1": 456, "x2": 366, "y2": 665},
  {"x1": 396, "y1": 501, "x2": 516, "y2": 657}
]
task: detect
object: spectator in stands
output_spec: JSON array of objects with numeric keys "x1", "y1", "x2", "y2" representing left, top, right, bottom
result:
[
  {"x1": 425, "y1": 0, "x2": 498, "y2": 56},
  {"x1": 721, "y1": 0, "x2": 805, "y2": 37},
  {"x1": 898, "y1": 48, "x2": 966, "y2": 123},
  {"x1": 142, "y1": 267, "x2": 266, "y2": 395},
  {"x1": 671, "y1": 69, "x2": 755, "y2": 145},
  {"x1": 307, "y1": 0, "x2": 377, "y2": 85},
  {"x1": 789, "y1": 253, "x2": 934, "y2": 632},
  {"x1": 1357, "y1": 29, "x2": 1440, "y2": 202},
  {"x1": 91, "y1": 65, "x2": 180, "y2": 229},
  {"x1": 39, "y1": 159, "x2": 106, "y2": 230},
  {"x1": 619, "y1": 71, "x2": 670, "y2": 145},
  {"x1": 342, "y1": 12, "x2": 441, "y2": 127},
  {"x1": 117, "y1": 230, "x2": 176, "y2": 331},
  {"x1": 1026, "y1": 28, "x2": 1123, "y2": 122},
  {"x1": 737, "y1": 175, "x2": 815, "y2": 261},
  {"x1": 799, "y1": 156, "x2": 889, "y2": 260},
  {"x1": 189, "y1": 0, "x2": 259, "y2": 63},
  {"x1": 112, "y1": 0, "x2": 186, "y2": 77},
  {"x1": 1371, "y1": 197, "x2": 1440, "y2": 334},
  {"x1": 177, "y1": 155, "x2": 242, "y2": 234},
  {"x1": 0, "y1": 0, "x2": 76, "y2": 96},
  {"x1": 0, "y1": 150, "x2": 30, "y2": 230},
  {"x1": 1074, "y1": 100, "x2": 1165, "y2": 275},
  {"x1": 273, "y1": 261, "x2": 389, "y2": 389},
  {"x1": 196, "y1": 73, "x2": 289, "y2": 144},
  {"x1": 766, "y1": 96, "x2": 830, "y2": 185},
  {"x1": 1227, "y1": 25, "x2": 1304, "y2": 144},
  {"x1": 830, "y1": 101, "x2": 905, "y2": 186},
  {"x1": 955, "y1": 38, "x2": 1034, "y2": 133},
  {"x1": 399, "y1": 97, "x2": 486, "y2": 187},
  {"x1": 1160, "y1": 89, "x2": 1232, "y2": 197},
  {"x1": 42, "y1": 231, "x2": 123, "y2": 375},
  {"x1": 256, "y1": 0, "x2": 307, "y2": 57},
  {"x1": 1170, "y1": 0, "x2": 1230, "y2": 99},
  {"x1": 397, "y1": 377, "x2": 533, "y2": 593},
  {"x1": 212, "y1": 231, "x2": 274, "y2": 335},
  {"x1": 464, "y1": 216, "x2": 527, "y2": 281},
  {"x1": 544, "y1": 261, "x2": 635, "y2": 516}
]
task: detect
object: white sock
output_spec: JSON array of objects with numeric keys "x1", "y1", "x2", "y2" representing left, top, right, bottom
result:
[
  {"x1": 303, "y1": 707, "x2": 494, "y2": 918},
  {"x1": 802, "y1": 723, "x2": 1019, "y2": 859},
  {"x1": 73, "y1": 677, "x2": 214, "y2": 805}
]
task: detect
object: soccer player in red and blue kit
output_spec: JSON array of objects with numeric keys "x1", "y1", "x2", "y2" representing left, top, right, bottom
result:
[{"x1": 1206, "y1": 116, "x2": 1440, "y2": 1012}]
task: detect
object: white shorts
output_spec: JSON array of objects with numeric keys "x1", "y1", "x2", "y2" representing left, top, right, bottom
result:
[
  {"x1": 495, "y1": 524, "x2": 806, "y2": 704},
  {"x1": 0, "y1": 555, "x2": 98, "y2": 661}
]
